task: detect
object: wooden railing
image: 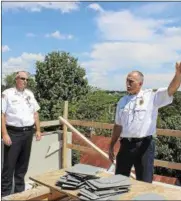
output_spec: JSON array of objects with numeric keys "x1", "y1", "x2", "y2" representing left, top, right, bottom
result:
[
  {"x1": 40, "y1": 119, "x2": 181, "y2": 138},
  {"x1": 40, "y1": 102, "x2": 181, "y2": 172}
]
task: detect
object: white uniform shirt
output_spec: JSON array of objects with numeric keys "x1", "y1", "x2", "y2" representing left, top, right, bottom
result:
[
  {"x1": 2, "y1": 87, "x2": 40, "y2": 127},
  {"x1": 115, "y1": 88, "x2": 173, "y2": 138}
]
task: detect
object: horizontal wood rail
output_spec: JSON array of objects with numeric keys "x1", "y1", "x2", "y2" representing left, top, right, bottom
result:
[
  {"x1": 67, "y1": 143, "x2": 181, "y2": 171},
  {"x1": 40, "y1": 120, "x2": 59, "y2": 127},
  {"x1": 40, "y1": 118, "x2": 181, "y2": 171},
  {"x1": 40, "y1": 119, "x2": 181, "y2": 138},
  {"x1": 154, "y1": 159, "x2": 181, "y2": 170},
  {"x1": 69, "y1": 120, "x2": 113, "y2": 129}
]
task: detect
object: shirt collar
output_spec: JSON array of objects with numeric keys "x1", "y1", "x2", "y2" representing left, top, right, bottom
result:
[{"x1": 14, "y1": 87, "x2": 26, "y2": 95}]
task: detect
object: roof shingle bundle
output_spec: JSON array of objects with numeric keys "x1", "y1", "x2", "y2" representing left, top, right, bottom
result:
[
  {"x1": 56, "y1": 164, "x2": 130, "y2": 200},
  {"x1": 56, "y1": 164, "x2": 102, "y2": 190},
  {"x1": 78, "y1": 174, "x2": 131, "y2": 200}
]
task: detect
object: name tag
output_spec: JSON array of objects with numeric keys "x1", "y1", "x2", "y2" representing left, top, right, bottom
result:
[{"x1": 11, "y1": 100, "x2": 19, "y2": 104}]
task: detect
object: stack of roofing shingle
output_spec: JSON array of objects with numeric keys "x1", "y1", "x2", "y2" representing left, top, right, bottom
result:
[
  {"x1": 56, "y1": 164, "x2": 130, "y2": 200},
  {"x1": 78, "y1": 174, "x2": 131, "y2": 200},
  {"x1": 56, "y1": 164, "x2": 102, "y2": 190}
]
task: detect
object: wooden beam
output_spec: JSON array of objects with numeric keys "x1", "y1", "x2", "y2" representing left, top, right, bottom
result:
[
  {"x1": 67, "y1": 143, "x2": 181, "y2": 171},
  {"x1": 59, "y1": 116, "x2": 111, "y2": 161},
  {"x1": 154, "y1": 159, "x2": 181, "y2": 170},
  {"x1": 40, "y1": 119, "x2": 181, "y2": 138},
  {"x1": 2, "y1": 186, "x2": 51, "y2": 200},
  {"x1": 62, "y1": 101, "x2": 68, "y2": 169},
  {"x1": 66, "y1": 143, "x2": 98, "y2": 154},
  {"x1": 47, "y1": 189, "x2": 67, "y2": 201},
  {"x1": 40, "y1": 120, "x2": 59, "y2": 127},
  {"x1": 68, "y1": 119, "x2": 113, "y2": 129},
  {"x1": 69, "y1": 120, "x2": 181, "y2": 138},
  {"x1": 156, "y1": 129, "x2": 181, "y2": 138}
]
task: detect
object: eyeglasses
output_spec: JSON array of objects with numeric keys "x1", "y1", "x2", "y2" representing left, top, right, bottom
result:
[{"x1": 19, "y1": 77, "x2": 29, "y2": 81}]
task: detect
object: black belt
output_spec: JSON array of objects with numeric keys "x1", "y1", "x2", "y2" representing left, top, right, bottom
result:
[
  {"x1": 6, "y1": 125, "x2": 34, "y2": 132},
  {"x1": 122, "y1": 135, "x2": 152, "y2": 142}
]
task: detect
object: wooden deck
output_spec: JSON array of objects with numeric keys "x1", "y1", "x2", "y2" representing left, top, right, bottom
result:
[{"x1": 29, "y1": 168, "x2": 181, "y2": 200}]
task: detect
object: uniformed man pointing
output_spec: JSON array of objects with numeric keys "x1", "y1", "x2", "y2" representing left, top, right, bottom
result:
[
  {"x1": 1, "y1": 71, "x2": 42, "y2": 197},
  {"x1": 109, "y1": 62, "x2": 181, "y2": 183}
]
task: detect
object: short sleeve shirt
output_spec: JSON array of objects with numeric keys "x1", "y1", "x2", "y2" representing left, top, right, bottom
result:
[
  {"x1": 2, "y1": 87, "x2": 40, "y2": 127},
  {"x1": 115, "y1": 88, "x2": 173, "y2": 138}
]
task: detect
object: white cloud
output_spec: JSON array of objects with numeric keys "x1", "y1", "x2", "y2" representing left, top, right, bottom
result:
[
  {"x1": 164, "y1": 27, "x2": 181, "y2": 36},
  {"x1": 2, "y1": 0, "x2": 80, "y2": 13},
  {"x1": 45, "y1": 31, "x2": 73, "y2": 40},
  {"x1": 2, "y1": 45, "x2": 11, "y2": 52},
  {"x1": 96, "y1": 9, "x2": 170, "y2": 41},
  {"x1": 26, "y1": 33, "x2": 36, "y2": 37},
  {"x1": 80, "y1": 4, "x2": 181, "y2": 90},
  {"x1": 86, "y1": 71, "x2": 175, "y2": 91},
  {"x1": 83, "y1": 41, "x2": 180, "y2": 72},
  {"x1": 133, "y1": 2, "x2": 178, "y2": 16},
  {"x1": 2, "y1": 52, "x2": 44, "y2": 77},
  {"x1": 88, "y1": 3, "x2": 104, "y2": 13}
]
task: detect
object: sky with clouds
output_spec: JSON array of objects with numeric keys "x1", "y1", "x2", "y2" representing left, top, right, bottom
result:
[{"x1": 2, "y1": 1, "x2": 181, "y2": 90}]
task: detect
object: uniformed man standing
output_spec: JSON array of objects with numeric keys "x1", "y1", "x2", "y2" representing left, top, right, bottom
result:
[
  {"x1": 109, "y1": 62, "x2": 181, "y2": 183},
  {"x1": 1, "y1": 71, "x2": 42, "y2": 196}
]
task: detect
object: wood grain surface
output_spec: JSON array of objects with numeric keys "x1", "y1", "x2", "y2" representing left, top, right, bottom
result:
[{"x1": 30, "y1": 168, "x2": 181, "y2": 200}]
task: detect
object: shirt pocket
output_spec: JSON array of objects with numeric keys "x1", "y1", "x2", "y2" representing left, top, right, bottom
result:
[
  {"x1": 9, "y1": 99, "x2": 21, "y2": 114},
  {"x1": 26, "y1": 99, "x2": 35, "y2": 113},
  {"x1": 134, "y1": 105, "x2": 147, "y2": 121}
]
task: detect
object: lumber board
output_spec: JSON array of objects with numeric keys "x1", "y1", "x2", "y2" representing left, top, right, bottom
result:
[
  {"x1": 154, "y1": 159, "x2": 181, "y2": 170},
  {"x1": 40, "y1": 119, "x2": 181, "y2": 138},
  {"x1": 29, "y1": 168, "x2": 181, "y2": 200},
  {"x1": 2, "y1": 186, "x2": 50, "y2": 200}
]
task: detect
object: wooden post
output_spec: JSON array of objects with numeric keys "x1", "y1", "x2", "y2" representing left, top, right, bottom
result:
[{"x1": 62, "y1": 101, "x2": 68, "y2": 169}]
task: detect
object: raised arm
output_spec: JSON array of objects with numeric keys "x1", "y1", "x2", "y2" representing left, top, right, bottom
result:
[{"x1": 168, "y1": 62, "x2": 181, "y2": 96}]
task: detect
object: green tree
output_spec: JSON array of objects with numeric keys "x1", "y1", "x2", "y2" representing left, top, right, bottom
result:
[
  {"x1": 155, "y1": 91, "x2": 181, "y2": 180},
  {"x1": 35, "y1": 51, "x2": 89, "y2": 120},
  {"x1": 68, "y1": 89, "x2": 124, "y2": 137}
]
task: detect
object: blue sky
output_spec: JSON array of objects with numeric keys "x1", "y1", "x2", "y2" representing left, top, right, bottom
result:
[{"x1": 2, "y1": 1, "x2": 181, "y2": 90}]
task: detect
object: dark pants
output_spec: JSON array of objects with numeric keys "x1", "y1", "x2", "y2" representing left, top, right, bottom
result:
[
  {"x1": 115, "y1": 136, "x2": 155, "y2": 183},
  {"x1": 1, "y1": 128, "x2": 34, "y2": 197}
]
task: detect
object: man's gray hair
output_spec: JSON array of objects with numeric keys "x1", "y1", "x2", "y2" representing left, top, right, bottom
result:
[
  {"x1": 131, "y1": 70, "x2": 144, "y2": 83},
  {"x1": 15, "y1": 71, "x2": 29, "y2": 79}
]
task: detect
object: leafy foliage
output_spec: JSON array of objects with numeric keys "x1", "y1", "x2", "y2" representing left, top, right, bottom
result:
[
  {"x1": 34, "y1": 51, "x2": 89, "y2": 120},
  {"x1": 155, "y1": 91, "x2": 181, "y2": 179}
]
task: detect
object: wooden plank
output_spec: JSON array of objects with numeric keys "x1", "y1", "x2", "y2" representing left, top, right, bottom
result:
[
  {"x1": 154, "y1": 159, "x2": 181, "y2": 170},
  {"x1": 40, "y1": 119, "x2": 181, "y2": 138},
  {"x1": 2, "y1": 186, "x2": 50, "y2": 200},
  {"x1": 66, "y1": 143, "x2": 181, "y2": 171},
  {"x1": 29, "y1": 170, "x2": 79, "y2": 199},
  {"x1": 68, "y1": 120, "x2": 181, "y2": 138},
  {"x1": 59, "y1": 116, "x2": 112, "y2": 162},
  {"x1": 62, "y1": 101, "x2": 68, "y2": 169},
  {"x1": 68, "y1": 119, "x2": 114, "y2": 129},
  {"x1": 47, "y1": 189, "x2": 67, "y2": 201},
  {"x1": 29, "y1": 168, "x2": 181, "y2": 200},
  {"x1": 40, "y1": 120, "x2": 59, "y2": 127},
  {"x1": 157, "y1": 129, "x2": 181, "y2": 138}
]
